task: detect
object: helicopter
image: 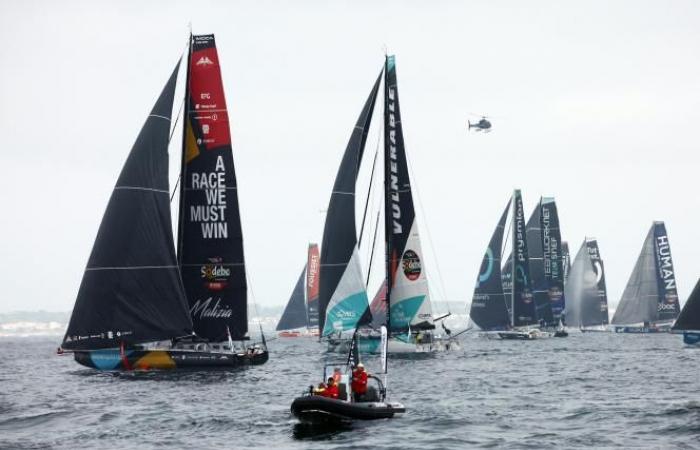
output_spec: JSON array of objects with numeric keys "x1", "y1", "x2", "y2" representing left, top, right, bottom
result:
[{"x1": 468, "y1": 115, "x2": 492, "y2": 132}]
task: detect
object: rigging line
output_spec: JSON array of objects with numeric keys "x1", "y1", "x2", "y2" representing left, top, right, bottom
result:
[
  {"x1": 366, "y1": 209, "x2": 382, "y2": 287},
  {"x1": 404, "y1": 151, "x2": 449, "y2": 309},
  {"x1": 358, "y1": 114, "x2": 384, "y2": 247},
  {"x1": 246, "y1": 270, "x2": 266, "y2": 342},
  {"x1": 168, "y1": 97, "x2": 187, "y2": 202}
]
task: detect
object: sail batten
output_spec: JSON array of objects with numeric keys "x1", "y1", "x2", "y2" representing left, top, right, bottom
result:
[{"x1": 63, "y1": 61, "x2": 193, "y2": 350}]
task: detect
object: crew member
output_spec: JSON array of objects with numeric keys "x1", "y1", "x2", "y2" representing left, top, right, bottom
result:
[
  {"x1": 323, "y1": 377, "x2": 339, "y2": 399},
  {"x1": 351, "y1": 363, "x2": 368, "y2": 402},
  {"x1": 312, "y1": 382, "x2": 327, "y2": 396}
]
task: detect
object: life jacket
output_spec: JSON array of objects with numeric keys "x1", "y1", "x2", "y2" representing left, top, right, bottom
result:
[
  {"x1": 351, "y1": 369, "x2": 368, "y2": 394},
  {"x1": 324, "y1": 383, "x2": 339, "y2": 399}
]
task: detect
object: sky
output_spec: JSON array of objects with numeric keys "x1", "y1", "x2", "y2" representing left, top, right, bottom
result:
[{"x1": 1, "y1": 0, "x2": 699, "y2": 314}]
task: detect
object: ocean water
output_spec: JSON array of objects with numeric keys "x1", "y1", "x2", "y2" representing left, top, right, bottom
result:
[{"x1": 0, "y1": 333, "x2": 698, "y2": 449}]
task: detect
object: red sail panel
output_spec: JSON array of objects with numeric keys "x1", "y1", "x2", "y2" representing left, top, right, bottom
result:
[
  {"x1": 306, "y1": 243, "x2": 320, "y2": 327},
  {"x1": 178, "y1": 34, "x2": 247, "y2": 341}
]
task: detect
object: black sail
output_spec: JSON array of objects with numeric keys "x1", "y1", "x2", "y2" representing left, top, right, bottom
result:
[
  {"x1": 276, "y1": 267, "x2": 307, "y2": 331},
  {"x1": 541, "y1": 198, "x2": 565, "y2": 323},
  {"x1": 63, "y1": 62, "x2": 193, "y2": 350},
  {"x1": 511, "y1": 190, "x2": 536, "y2": 327},
  {"x1": 673, "y1": 278, "x2": 700, "y2": 331},
  {"x1": 318, "y1": 72, "x2": 381, "y2": 334},
  {"x1": 525, "y1": 201, "x2": 554, "y2": 326},
  {"x1": 612, "y1": 222, "x2": 679, "y2": 325},
  {"x1": 470, "y1": 199, "x2": 511, "y2": 330},
  {"x1": 564, "y1": 240, "x2": 607, "y2": 327},
  {"x1": 384, "y1": 55, "x2": 434, "y2": 333}
]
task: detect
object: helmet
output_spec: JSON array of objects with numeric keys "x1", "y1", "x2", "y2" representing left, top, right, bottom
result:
[{"x1": 357, "y1": 363, "x2": 364, "y2": 369}]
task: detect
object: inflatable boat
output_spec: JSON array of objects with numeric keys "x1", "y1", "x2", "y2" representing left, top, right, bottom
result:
[{"x1": 291, "y1": 395, "x2": 405, "y2": 423}]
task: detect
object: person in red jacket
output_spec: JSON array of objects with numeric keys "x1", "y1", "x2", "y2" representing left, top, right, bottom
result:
[
  {"x1": 351, "y1": 363, "x2": 369, "y2": 402},
  {"x1": 323, "y1": 377, "x2": 339, "y2": 399}
]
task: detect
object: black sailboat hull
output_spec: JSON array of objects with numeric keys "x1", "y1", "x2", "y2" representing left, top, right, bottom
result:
[
  {"x1": 73, "y1": 348, "x2": 268, "y2": 370},
  {"x1": 291, "y1": 395, "x2": 404, "y2": 423}
]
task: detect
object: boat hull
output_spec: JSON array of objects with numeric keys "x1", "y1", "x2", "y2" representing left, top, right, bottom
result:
[
  {"x1": 291, "y1": 395, "x2": 405, "y2": 423},
  {"x1": 497, "y1": 330, "x2": 554, "y2": 340},
  {"x1": 73, "y1": 348, "x2": 269, "y2": 370},
  {"x1": 327, "y1": 334, "x2": 459, "y2": 354},
  {"x1": 613, "y1": 326, "x2": 671, "y2": 334},
  {"x1": 683, "y1": 332, "x2": 700, "y2": 346}
]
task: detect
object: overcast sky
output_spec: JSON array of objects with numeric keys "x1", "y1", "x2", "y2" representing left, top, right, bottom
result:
[{"x1": 1, "y1": 0, "x2": 699, "y2": 314}]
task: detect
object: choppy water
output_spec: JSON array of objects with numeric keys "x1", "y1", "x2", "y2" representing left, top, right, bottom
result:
[{"x1": 1, "y1": 333, "x2": 699, "y2": 449}]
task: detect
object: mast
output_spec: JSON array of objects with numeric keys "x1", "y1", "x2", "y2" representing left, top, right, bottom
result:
[
  {"x1": 383, "y1": 54, "x2": 434, "y2": 335},
  {"x1": 177, "y1": 34, "x2": 248, "y2": 341},
  {"x1": 63, "y1": 62, "x2": 192, "y2": 350}
]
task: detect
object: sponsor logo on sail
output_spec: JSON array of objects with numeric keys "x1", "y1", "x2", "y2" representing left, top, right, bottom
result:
[
  {"x1": 655, "y1": 234, "x2": 677, "y2": 291},
  {"x1": 190, "y1": 297, "x2": 233, "y2": 319},
  {"x1": 402, "y1": 249, "x2": 421, "y2": 281},
  {"x1": 201, "y1": 257, "x2": 231, "y2": 291},
  {"x1": 387, "y1": 78, "x2": 402, "y2": 235},
  {"x1": 196, "y1": 56, "x2": 214, "y2": 66}
]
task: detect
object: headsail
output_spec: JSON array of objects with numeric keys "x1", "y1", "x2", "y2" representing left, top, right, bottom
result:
[
  {"x1": 306, "y1": 243, "x2": 320, "y2": 328},
  {"x1": 673, "y1": 278, "x2": 700, "y2": 332},
  {"x1": 470, "y1": 199, "x2": 511, "y2": 330},
  {"x1": 318, "y1": 73, "x2": 381, "y2": 336},
  {"x1": 564, "y1": 239, "x2": 608, "y2": 327},
  {"x1": 63, "y1": 62, "x2": 193, "y2": 350},
  {"x1": 276, "y1": 267, "x2": 307, "y2": 331},
  {"x1": 525, "y1": 201, "x2": 554, "y2": 326},
  {"x1": 511, "y1": 190, "x2": 536, "y2": 327},
  {"x1": 177, "y1": 34, "x2": 247, "y2": 341},
  {"x1": 612, "y1": 222, "x2": 679, "y2": 325},
  {"x1": 383, "y1": 55, "x2": 434, "y2": 333}
]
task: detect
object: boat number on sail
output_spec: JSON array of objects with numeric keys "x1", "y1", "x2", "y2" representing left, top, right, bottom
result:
[
  {"x1": 387, "y1": 85, "x2": 402, "y2": 235},
  {"x1": 190, "y1": 155, "x2": 229, "y2": 239},
  {"x1": 402, "y1": 249, "x2": 421, "y2": 281}
]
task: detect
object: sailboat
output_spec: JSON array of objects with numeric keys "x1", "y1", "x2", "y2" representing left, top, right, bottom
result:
[
  {"x1": 277, "y1": 244, "x2": 321, "y2": 337},
  {"x1": 318, "y1": 55, "x2": 454, "y2": 353},
  {"x1": 291, "y1": 326, "x2": 405, "y2": 423},
  {"x1": 612, "y1": 221, "x2": 680, "y2": 333},
  {"x1": 672, "y1": 279, "x2": 700, "y2": 346},
  {"x1": 472, "y1": 190, "x2": 550, "y2": 340},
  {"x1": 563, "y1": 238, "x2": 610, "y2": 332},
  {"x1": 60, "y1": 34, "x2": 268, "y2": 370}
]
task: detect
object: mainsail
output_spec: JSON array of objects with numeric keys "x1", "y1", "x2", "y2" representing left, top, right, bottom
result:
[
  {"x1": 541, "y1": 198, "x2": 565, "y2": 323},
  {"x1": 525, "y1": 201, "x2": 554, "y2": 326},
  {"x1": 564, "y1": 239, "x2": 609, "y2": 327},
  {"x1": 673, "y1": 279, "x2": 700, "y2": 332},
  {"x1": 177, "y1": 34, "x2": 247, "y2": 341},
  {"x1": 276, "y1": 267, "x2": 307, "y2": 331},
  {"x1": 306, "y1": 243, "x2": 320, "y2": 327},
  {"x1": 612, "y1": 222, "x2": 680, "y2": 325},
  {"x1": 318, "y1": 73, "x2": 381, "y2": 336},
  {"x1": 470, "y1": 199, "x2": 511, "y2": 330},
  {"x1": 511, "y1": 190, "x2": 536, "y2": 327},
  {"x1": 63, "y1": 62, "x2": 193, "y2": 350},
  {"x1": 383, "y1": 55, "x2": 434, "y2": 333}
]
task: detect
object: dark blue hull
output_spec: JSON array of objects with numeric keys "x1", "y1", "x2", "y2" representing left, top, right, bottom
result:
[
  {"x1": 614, "y1": 326, "x2": 670, "y2": 334},
  {"x1": 683, "y1": 332, "x2": 700, "y2": 346}
]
